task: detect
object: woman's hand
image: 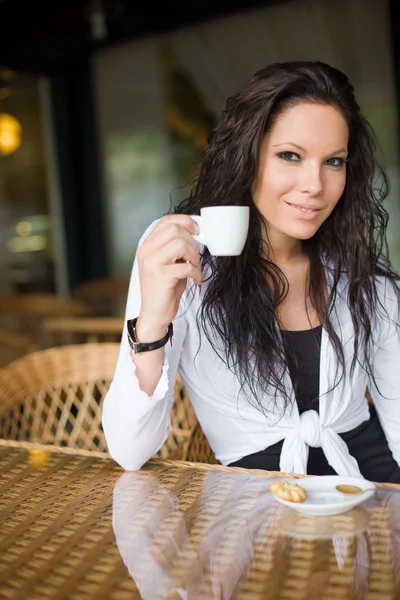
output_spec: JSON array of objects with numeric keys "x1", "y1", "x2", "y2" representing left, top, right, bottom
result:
[{"x1": 136, "y1": 215, "x2": 202, "y2": 340}]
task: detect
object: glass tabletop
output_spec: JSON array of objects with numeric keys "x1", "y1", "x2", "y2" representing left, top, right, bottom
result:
[{"x1": 0, "y1": 441, "x2": 399, "y2": 599}]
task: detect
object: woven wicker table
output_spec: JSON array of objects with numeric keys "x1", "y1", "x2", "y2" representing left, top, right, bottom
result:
[{"x1": 0, "y1": 440, "x2": 400, "y2": 600}]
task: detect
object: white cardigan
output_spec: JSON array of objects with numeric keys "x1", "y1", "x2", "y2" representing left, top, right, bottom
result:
[{"x1": 102, "y1": 224, "x2": 400, "y2": 477}]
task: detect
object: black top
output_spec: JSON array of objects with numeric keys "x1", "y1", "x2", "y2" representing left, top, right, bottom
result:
[
  {"x1": 281, "y1": 325, "x2": 322, "y2": 414},
  {"x1": 229, "y1": 325, "x2": 400, "y2": 483}
]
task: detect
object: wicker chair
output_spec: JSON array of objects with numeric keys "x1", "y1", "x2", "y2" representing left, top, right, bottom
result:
[{"x1": 0, "y1": 343, "x2": 216, "y2": 463}]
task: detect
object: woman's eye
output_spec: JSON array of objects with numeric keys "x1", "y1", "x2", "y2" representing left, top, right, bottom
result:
[
  {"x1": 325, "y1": 157, "x2": 347, "y2": 168},
  {"x1": 277, "y1": 151, "x2": 301, "y2": 162}
]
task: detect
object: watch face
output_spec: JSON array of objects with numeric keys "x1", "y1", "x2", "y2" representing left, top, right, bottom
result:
[
  {"x1": 127, "y1": 319, "x2": 173, "y2": 353},
  {"x1": 126, "y1": 318, "x2": 139, "y2": 350},
  {"x1": 127, "y1": 318, "x2": 137, "y2": 337}
]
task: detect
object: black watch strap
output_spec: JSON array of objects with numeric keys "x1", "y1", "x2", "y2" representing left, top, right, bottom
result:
[{"x1": 127, "y1": 317, "x2": 173, "y2": 354}]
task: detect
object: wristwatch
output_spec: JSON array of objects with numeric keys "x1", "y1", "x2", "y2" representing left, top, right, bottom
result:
[{"x1": 127, "y1": 317, "x2": 173, "y2": 354}]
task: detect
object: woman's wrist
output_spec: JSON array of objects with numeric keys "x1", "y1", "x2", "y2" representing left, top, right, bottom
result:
[{"x1": 135, "y1": 316, "x2": 170, "y2": 344}]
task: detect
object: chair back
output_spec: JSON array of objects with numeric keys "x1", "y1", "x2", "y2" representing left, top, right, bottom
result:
[
  {"x1": 0, "y1": 343, "x2": 118, "y2": 451},
  {"x1": 0, "y1": 344, "x2": 217, "y2": 462}
]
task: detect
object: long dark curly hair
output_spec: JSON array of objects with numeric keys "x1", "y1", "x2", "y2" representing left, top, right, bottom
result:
[{"x1": 173, "y1": 60, "x2": 399, "y2": 420}]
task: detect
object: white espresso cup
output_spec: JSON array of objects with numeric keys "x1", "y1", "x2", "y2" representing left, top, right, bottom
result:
[{"x1": 190, "y1": 206, "x2": 250, "y2": 256}]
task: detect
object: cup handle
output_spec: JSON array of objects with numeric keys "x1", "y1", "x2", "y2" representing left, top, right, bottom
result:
[{"x1": 190, "y1": 215, "x2": 206, "y2": 245}]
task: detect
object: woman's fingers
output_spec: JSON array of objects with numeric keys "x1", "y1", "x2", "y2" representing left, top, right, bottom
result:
[
  {"x1": 149, "y1": 214, "x2": 198, "y2": 240},
  {"x1": 140, "y1": 239, "x2": 201, "y2": 283},
  {"x1": 166, "y1": 262, "x2": 203, "y2": 286},
  {"x1": 157, "y1": 237, "x2": 200, "y2": 268},
  {"x1": 142, "y1": 224, "x2": 200, "y2": 268}
]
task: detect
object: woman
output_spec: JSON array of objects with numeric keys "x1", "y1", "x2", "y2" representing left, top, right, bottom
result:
[{"x1": 103, "y1": 61, "x2": 400, "y2": 482}]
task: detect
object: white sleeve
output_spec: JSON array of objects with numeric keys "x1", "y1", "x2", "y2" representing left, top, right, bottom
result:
[
  {"x1": 102, "y1": 221, "x2": 188, "y2": 471},
  {"x1": 369, "y1": 279, "x2": 400, "y2": 466}
]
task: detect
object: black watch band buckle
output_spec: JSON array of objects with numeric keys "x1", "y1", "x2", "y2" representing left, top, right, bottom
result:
[{"x1": 127, "y1": 317, "x2": 173, "y2": 354}]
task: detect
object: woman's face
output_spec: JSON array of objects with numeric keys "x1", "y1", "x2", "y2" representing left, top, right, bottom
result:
[{"x1": 252, "y1": 102, "x2": 349, "y2": 242}]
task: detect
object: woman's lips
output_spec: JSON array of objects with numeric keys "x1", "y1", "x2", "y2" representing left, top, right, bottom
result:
[{"x1": 285, "y1": 201, "x2": 322, "y2": 220}]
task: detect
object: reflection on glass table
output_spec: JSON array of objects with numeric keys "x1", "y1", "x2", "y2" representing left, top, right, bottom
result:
[{"x1": 112, "y1": 466, "x2": 400, "y2": 600}]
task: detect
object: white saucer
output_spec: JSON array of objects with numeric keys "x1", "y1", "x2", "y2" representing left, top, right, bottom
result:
[{"x1": 271, "y1": 476, "x2": 376, "y2": 516}]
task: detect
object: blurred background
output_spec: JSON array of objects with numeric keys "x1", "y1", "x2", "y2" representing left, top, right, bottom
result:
[{"x1": 0, "y1": 0, "x2": 399, "y2": 351}]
